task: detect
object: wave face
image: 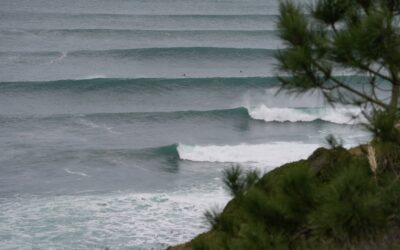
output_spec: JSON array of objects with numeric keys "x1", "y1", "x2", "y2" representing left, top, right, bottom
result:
[
  {"x1": 79, "y1": 107, "x2": 251, "y2": 123},
  {"x1": 0, "y1": 47, "x2": 276, "y2": 61},
  {"x1": 0, "y1": 29, "x2": 281, "y2": 52},
  {"x1": 0, "y1": 77, "x2": 280, "y2": 115},
  {"x1": 248, "y1": 104, "x2": 366, "y2": 124},
  {"x1": 0, "y1": 13, "x2": 279, "y2": 30},
  {"x1": 0, "y1": 49, "x2": 276, "y2": 81},
  {"x1": 0, "y1": 77, "x2": 277, "y2": 91}
]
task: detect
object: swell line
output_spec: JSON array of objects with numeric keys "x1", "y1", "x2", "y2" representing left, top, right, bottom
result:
[
  {"x1": 0, "y1": 12, "x2": 279, "y2": 18},
  {"x1": 0, "y1": 29, "x2": 278, "y2": 35},
  {"x1": 0, "y1": 77, "x2": 280, "y2": 91},
  {"x1": 0, "y1": 105, "x2": 364, "y2": 125},
  {"x1": 0, "y1": 47, "x2": 277, "y2": 58}
]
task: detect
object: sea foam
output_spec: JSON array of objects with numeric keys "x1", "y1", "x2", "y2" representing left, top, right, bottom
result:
[
  {"x1": 0, "y1": 187, "x2": 229, "y2": 249},
  {"x1": 177, "y1": 142, "x2": 319, "y2": 167},
  {"x1": 248, "y1": 104, "x2": 365, "y2": 124}
]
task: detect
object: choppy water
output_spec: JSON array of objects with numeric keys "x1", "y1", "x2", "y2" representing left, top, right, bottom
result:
[{"x1": 0, "y1": 0, "x2": 371, "y2": 249}]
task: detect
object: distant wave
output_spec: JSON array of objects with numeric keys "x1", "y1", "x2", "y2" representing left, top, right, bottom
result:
[
  {"x1": 0, "y1": 47, "x2": 276, "y2": 61},
  {"x1": 1, "y1": 12, "x2": 278, "y2": 19},
  {"x1": 0, "y1": 108, "x2": 250, "y2": 132},
  {"x1": 0, "y1": 77, "x2": 279, "y2": 91},
  {"x1": 0, "y1": 76, "x2": 370, "y2": 92},
  {"x1": 248, "y1": 104, "x2": 366, "y2": 124},
  {"x1": 84, "y1": 107, "x2": 250, "y2": 121},
  {"x1": 0, "y1": 29, "x2": 277, "y2": 36}
]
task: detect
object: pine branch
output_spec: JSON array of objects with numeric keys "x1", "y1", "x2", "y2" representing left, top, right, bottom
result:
[{"x1": 312, "y1": 61, "x2": 389, "y2": 108}]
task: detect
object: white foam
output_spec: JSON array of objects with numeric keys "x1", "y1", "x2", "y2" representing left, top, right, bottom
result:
[
  {"x1": 78, "y1": 118, "x2": 120, "y2": 134},
  {"x1": 0, "y1": 187, "x2": 230, "y2": 249},
  {"x1": 64, "y1": 168, "x2": 88, "y2": 177},
  {"x1": 177, "y1": 142, "x2": 319, "y2": 167},
  {"x1": 48, "y1": 51, "x2": 68, "y2": 64},
  {"x1": 80, "y1": 74, "x2": 107, "y2": 79},
  {"x1": 248, "y1": 104, "x2": 365, "y2": 124}
]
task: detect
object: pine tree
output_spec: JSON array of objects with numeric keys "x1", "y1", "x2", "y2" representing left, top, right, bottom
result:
[{"x1": 276, "y1": 0, "x2": 400, "y2": 130}]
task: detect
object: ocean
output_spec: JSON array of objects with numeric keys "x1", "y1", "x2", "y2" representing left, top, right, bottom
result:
[{"x1": 0, "y1": 0, "x2": 371, "y2": 249}]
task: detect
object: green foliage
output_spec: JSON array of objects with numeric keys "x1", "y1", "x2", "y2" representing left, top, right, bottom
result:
[
  {"x1": 234, "y1": 225, "x2": 288, "y2": 250},
  {"x1": 368, "y1": 110, "x2": 400, "y2": 144},
  {"x1": 192, "y1": 238, "x2": 212, "y2": 250},
  {"x1": 222, "y1": 165, "x2": 260, "y2": 197},
  {"x1": 325, "y1": 134, "x2": 344, "y2": 149},
  {"x1": 278, "y1": 2, "x2": 311, "y2": 48},
  {"x1": 204, "y1": 207, "x2": 223, "y2": 230},
  {"x1": 308, "y1": 147, "x2": 362, "y2": 182},
  {"x1": 373, "y1": 141, "x2": 400, "y2": 175},
  {"x1": 312, "y1": 0, "x2": 353, "y2": 25},
  {"x1": 187, "y1": 145, "x2": 400, "y2": 249},
  {"x1": 310, "y1": 165, "x2": 385, "y2": 242},
  {"x1": 276, "y1": 0, "x2": 400, "y2": 126},
  {"x1": 222, "y1": 165, "x2": 244, "y2": 197}
]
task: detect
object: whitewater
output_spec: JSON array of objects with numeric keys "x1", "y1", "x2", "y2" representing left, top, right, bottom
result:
[{"x1": 0, "y1": 0, "x2": 371, "y2": 249}]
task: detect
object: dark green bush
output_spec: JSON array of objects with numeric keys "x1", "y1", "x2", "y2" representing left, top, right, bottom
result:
[
  {"x1": 189, "y1": 145, "x2": 400, "y2": 250},
  {"x1": 222, "y1": 165, "x2": 260, "y2": 198}
]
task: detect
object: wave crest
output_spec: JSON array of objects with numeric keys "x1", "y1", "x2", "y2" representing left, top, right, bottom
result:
[
  {"x1": 248, "y1": 104, "x2": 365, "y2": 124},
  {"x1": 177, "y1": 142, "x2": 319, "y2": 167}
]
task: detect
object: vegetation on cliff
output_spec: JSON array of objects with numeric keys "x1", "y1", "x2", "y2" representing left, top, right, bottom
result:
[{"x1": 172, "y1": 138, "x2": 400, "y2": 249}]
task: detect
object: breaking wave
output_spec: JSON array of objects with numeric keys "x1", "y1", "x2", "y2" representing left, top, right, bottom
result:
[
  {"x1": 248, "y1": 104, "x2": 366, "y2": 124},
  {"x1": 0, "y1": 105, "x2": 366, "y2": 125},
  {"x1": 74, "y1": 142, "x2": 318, "y2": 167},
  {"x1": 177, "y1": 142, "x2": 319, "y2": 166}
]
